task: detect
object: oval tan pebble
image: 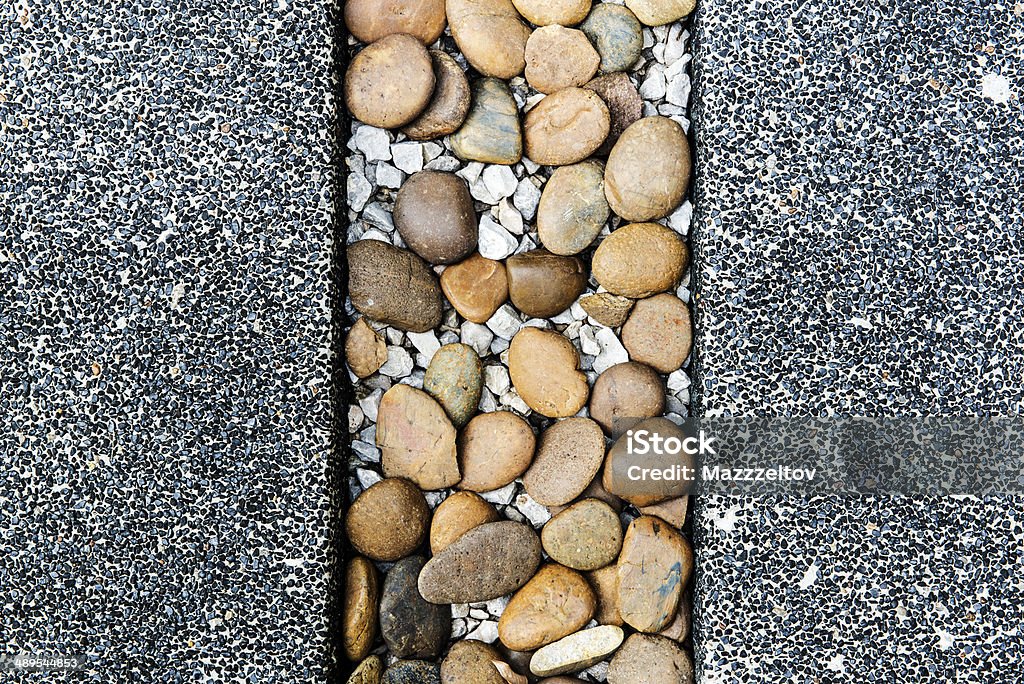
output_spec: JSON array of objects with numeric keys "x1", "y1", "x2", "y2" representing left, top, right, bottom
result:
[
  {"x1": 587, "y1": 564, "x2": 623, "y2": 626},
  {"x1": 345, "y1": 477, "x2": 430, "y2": 561},
  {"x1": 348, "y1": 239, "x2": 443, "y2": 332},
  {"x1": 604, "y1": 116, "x2": 690, "y2": 220},
  {"x1": 579, "y1": 292, "x2": 633, "y2": 328},
  {"x1": 537, "y1": 161, "x2": 609, "y2": 256},
  {"x1": 343, "y1": 556, "x2": 380, "y2": 661},
  {"x1": 499, "y1": 564, "x2": 596, "y2": 651},
  {"x1": 525, "y1": 26, "x2": 600, "y2": 95},
  {"x1": 541, "y1": 498, "x2": 623, "y2": 570},
  {"x1": 441, "y1": 253, "x2": 509, "y2": 323},
  {"x1": 523, "y1": 417, "x2": 605, "y2": 506},
  {"x1": 603, "y1": 417, "x2": 692, "y2": 506},
  {"x1": 524, "y1": 88, "x2": 610, "y2": 166},
  {"x1": 506, "y1": 249, "x2": 587, "y2": 319},
  {"x1": 529, "y1": 625, "x2": 625, "y2": 677},
  {"x1": 345, "y1": 34, "x2": 435, "y2": 129},
  {"x1": 592, "y1": 222, "x2": 688, "y2": 298},
  {"x1": 447, "y1": 0, "x2": 531, "y2": 79},
  {"x1": 625, "y1": 0, "x2": 695, "y2": 26},
  {"x1": 508, "y1": 327, "x2": 589, "y2": 418},
  {"x1": 621, "y1": 293, "x2": 693, "y2": 372},
  {"x1": 395, "y1": 170, "x2": 477, "y2": 265},
  {"x1": 617, "y1": 516, "x2": 693, "y2": 633},
  {"x1": 441, "y1": 640, "x2": 506, "y2": 684},
  {"x1": 376, "y1": 384, "x2": 460, "y2": 490},
  {"x1": 512, "y1": 0, "x2": 591, "y2": 25},
  {"x1": 607, "y1": 633, "x2": 694, "y2": 683},
  {"x1": 451, "y1": 78, "x2": 523, "y2": 165},
  {"x1": 423, "y1": 342, "x2": 483, "y2": 428},
  {"x1": 584, "y1": 72, "x2": 643, "y2": 154},
  {"x1": 345, "y1": 318, "x2": 388, "y2": 378},
  {"x1": 344, "y1": 0, "x2": 447, "y2": 44},
  {"x1": 458, "y1": 410, "x2": 536, "y2": 491},
  {"x1": 403, "y1": 50, "x2": 472, "y2": 141},
  {"x1": 348, "y1": 655, "x2": 384, "y2": 684},
  {"x1": 430, "y1": 491, "x2": 500, "y2": 554},
  {"x1": 589, "y1": 361, "x2": 665, "y2": 436}
]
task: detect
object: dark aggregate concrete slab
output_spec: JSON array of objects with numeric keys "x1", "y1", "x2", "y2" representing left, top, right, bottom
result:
[
  {"x1": 691, "y1": 0, "x2": 1024, "y2": 680},
  {"x1": 1, "y1": 1, "x2": 342, "y2": 681}
]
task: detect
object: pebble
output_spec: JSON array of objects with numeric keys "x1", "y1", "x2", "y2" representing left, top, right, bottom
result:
[
  {"x1": 382, "y1": 659, "x2": 442, "y2": 684},
  {"x1": 497, "y1": 198, "x2": 524, "y2": 235},
  {"x1": 617, "y1": 516, "x2": 693, "y2": 632},
  {"x1": 352, "y1": 125, "x2": 392, "y2": 162},
  {"x1": 441, "y1": 640, "x2": 508, "y2": 684},
  {"x1": 343, "y1": 556, "x2": 380, "y2": 661},
  {"x1": 381, "y1": 556, "x2": 452, "y2": 658},
  {"x1": 348, "y1": 655, "x2": 383, "y2": 684},
  {"x1": 418, "y1": 521, "x2": 543, "y2": 603},
  {"x1": 458, "y1": 411, "x2": 536, "y2": 492},
  {"x1": 345, "y1": 478, "x2": 430, "y2": 561},
  {"x1": 452, "y1": 78, "x2": 523, "y2": 165},
  {"x1": 423, "y1": 343, "x2": 482, "y2": 428},
  {"x1": 638, "y1": 63, "x2": 667, "y2": 100},
  {"x1": 376, "y1": 384, "x2": 460, "y2": 490},
  {"x1": 514, "y1": 178, "x2": 542, "y2": 221},
  {"x1": 525, "y1": 26, "x2": 601, "y2": 94},
  {"x1": 592, "y1": 327, "x2": 630, "y2": 374},
  {"x1": 658, "y1": 593, "x2": 692, "y2": 643},
  {"x1": 529, "y1": 625, "x2": 625, "y2": 677},
  {"x1": 448, "y1": 0, "x2": 531, "y2": 78},
  {"x1": 344, "y1": 0, "x2": 447, "y2": 44},
  {"x1": 580, "y1": 4, "x2": 643, "y2": 74},
  {"x1": 430, "y1": 491, "x2": 501, "y2": 553},
  {"x1": 348, "y1": 239, "x2": 443, "y2": 332},
  {"x1": 348, "y1": 171, "x2": 373, "y2": 212},
  {"x1": 512, "y1": 0, "x2": 591, "y2": 25},
  {"x1": 621, "y1": 293, "x2": 692, "y2": 372},
  {"x1": 607, "y1": 634, "x2": 694, "y2": 683},
  {"x1": 604, "y1": 116, "x2": 690, "y2": 221},
  {"x1": 506, "y1": 250, "x2": 587, "y2": 319},
  {"x1": 537, "y1": 161, "x2": 609, "y2": 256},
  {"x1": 346, "y1": 318, "x2": 388, "y2": 378},
  {"x1": 625, "y1": 0, "x2": 695, "y2": 26},
  {"x1": 441, "y1": 254, "x2": 509, "y2": 324},
  {"x1": 589, "y1": 361, "x2": 665, "y2": 436},
  {"x1": 585, "y1": 72, "x2": 643, "y2": 154},
  {"x1": 487, "y1": 303, "x2": 524, "y2": 340},
  {"x1": 345, "y1": 34, "x2": 435, "y2": 128},
  {"x1": 483, "y1": 364, "x2": 511, "y2": 396},
  {"x1": 375, "y1": 162, "x2": 404, "y2": 189},
  {"x1": 483, "y1": 165, "x2": 519, "y2": 200},
  {"x1": 579, "y1": 293, "x2": 634, "y2": 328},
  {"x1": 478, "y1": 215, "x2": 520, "y2": 260},
  {"x1": 514, "y1": 491, "x2": 553, "y2": 526},
  {"x1": 362, "y1": 202, "x2": 395, "y2": 232},
  {"x1": 499, "y1": 564, "x2": 597, "y2": 651},
  {"x1": 603, "y1": 417, "x2": 690, "y2": 506},
  {"x1": 391, "y1": 142, "x2": 424, "y2": 174},
  {"x1": 508, "y1": 327, "x2": 589, "y2": 418},
  {"x1": 407, "y1": 330, "x2": 441, "y2": 361},
  {"x1": 523, "y1": 417, "x2": 605, "y2": 506},
  {"x1": 403, "y1": 50, "x2": 472, "y2": 140},
  {"x1": 587, "y1": 565, "x2": 623, "y2": 626},
  {"x1": 524, "y1": 88, "x2": 610, "y2": 166},
  {"x1": 592, "y1": 223, "x2": 688, "y2": 298},
  {"x1": 461, "y1": 321, "x2": 495, "y2": 355},
  {"x1": 542, "y1": 498, "x2": 623, "y2": 570},
  {"x1": 378, "y1": 345, "x2": 414, "y2": 378},
  {"x1": 395, "y1": 170, "x2": 478, "y2": 264}
]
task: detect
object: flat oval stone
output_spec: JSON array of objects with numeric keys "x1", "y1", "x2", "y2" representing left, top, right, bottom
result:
[
  {"x1": 592, "y1": 223, "x2": 688, "y2": 298},
  {"x1": 430, "y1": 491, "x2": 500, "y2": 554},
  {"x1": 344, "y1": 0, "x2": 447, "y2": 44},
  {"x1": 589, "y1": 361, "x2": 665, "y2": 436},
  {"x1": 529, "y1": 625, "x2": 624, "y2": 677},
  {"x1": 345, "y1": 477, "x2": 430, "y2": 561},
  {"x1": 525, "y1": 88, "x2": 610, "y2": 166},
  {"x1": 603, "y1": 417, "x2": 691, "y2": 506},
  {"x1": 343, "y1": 556, "x2": 380, "y2": 661},
  {"x1": 605, "y1": 116, "x2": 690, "y2": 221},
  {"x1": 383, "y1": 660, "x2": 442, "y2": 684},
  {"x1": 441, "y1": 253, "x2": 509, "y2": 323},
  {"x1": 607, "y1": 633, "x2": 694, "y2": 683},
  {"x1": 621, "y1": 293, "x2": 692, "y2": 372},
  {"x1": 348, "y1": 239, "x2": 443, "y2": 332},
  {"x1": 506, "y1": 249, "x2": 587, "y2": 319},
  {"x1": 541, "y1": 498, "x2": 623, "y2": 570},
  {"x1": 403, "y1": 50, "x2": 472, "y2": 140},
  {"x1": 579, "y1": 292, "x2": 633, "y2": 327},
  {"x1": 346, "y1": 318, "x2": 388, "y2": 378},
  {"x1": 585, "y1": 72, "x2": 642, "y2": 155},
  {"x1": 451, "y1": 78, "x2": 523, "y2": 165},
  {"x1": 508, "y1": 327, "x2": 589, "y2": 418},
  {"x1": 348, "y1": 655, "x2": 384, "y2": 684},
  {"x1": 525, "y1": 26, "x2": 600, "y2": 94},
  {"x1": 376, "y1": 384, "x2": 460, "y2": 490},
  {"x1": 587, "y1": 565, "x2": 623, "y2": 626},
  {"x1": 617, "y1": 516, "x2": 692, "y2": 633},
  {"x1": 448, "y1": 0, "x2": 531, "y2": 79},
  {"x1": 345, "y1": 34, "x2": 435, "y2": 128},
  {"x1": 580, "y1": 4, "x2": 643, "y2": 73},
  {"x1": 395, "y1": 171, "x2": 477, "y2": 265},
  {"x1": 523, "y1": 417, "x2": 605, "y2": 506},
  {"x1": 423, "y1": 342, "x2": 483, "y2": 428},
  {"x1": 512, "y1": 0, "x2": 591, "y2": 25},
  {"x1": 625, "y1": 0, "x2": 695, "y2": 26},
  {"x1": 537, "y1": 161, "x2": 609, "y2": 256},
  {"x1": 418, "y1": 521, "x2": 542, "y2": 603},
  {"x1": 380, "y1": 556, "x2": 452, "y2": 658},
  {"x1": 499, "y1": 564, "x2": 596, "y2": 651},
  {"x1": 441, "y1": 639, "x2": 506, "y2": 684},
  {"x1": 458, "y1": 410, "x2": 536, "y2": 492}
]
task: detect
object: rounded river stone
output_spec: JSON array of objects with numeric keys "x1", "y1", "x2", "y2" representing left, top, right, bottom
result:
[
  {"x1": 537, "y1": 161, "x2": 609, "y2": 256},
  {"x1": 625, "y1": 0, "x2": 695, "y2": 26},
  {"x1": 423, "y1": 342, "x2": 483, "y2": 428},
  {"x1": 441, "y1": 640, "x2": 507, "y2": 684},
  {"x1": 621, "y1": 293, "x2": 693, "y2": 372},
  {"x1": 343, "y1": 556, "x2": 379, "y2": 661},
  {"x1": 523, "y1": 417, "x2": 605, "y2": 506},
  {"x1": 345, "y1": 477, "x2": 429, "y2": 561},
  {"x1": 448, "y1": 0, "x2": 531, "y2": 79},
  {"x1": 508, "y1": 327, "x2": 589, "y2": 418},
  {"x1": 499, "y1": 564, "x2": 597, "y2": 651},
  {"x1": 395, "y1": 170, "x2": 477, "y2": 265},
  {"x1": 348, "y1": 655, "x2": 383, "y2": 684},
  {"x1": 380, "y1": 556, "x2": 452, "y2": 659},
  {"x1": 430, "y1": 490, "x2": 500, "y2": 554},
  {"x1": 348, "y1": 239, "x2": 443, "y2": 332},
  {"x1": 512, "y1": 0, "x2": 591, "y2": 25},
  {"x1": 506, "y1": 249, "x2": 587, "y2": 318},
  {"x1": 603, "y1": 417, "x2": 692, "y2": 506},
  {"x1": 345, "y1": 34, "x2": 435, "y2": 129},
  {"x1": 376, "y1": 384, "x2": 460, "y2": 490},
  {"x1": 344, "y1": 0, "x2": 447, "y2": 44},
  {"x1": 529, "y1": 625, "x2": 624, "y2": 677},
  {"x1": 525, "y1": 26, "x2": 600, "y2": 94},
  {"x1": 579, "y1": 292, "x2": 633, "y2": 327},
  {"x1": 525, "y1": 88, "x2": 610, "y2": 166},
  {"x1": 580, "y1": 4, "x2": 643, "y2": 73},
  {"x1": 441, "y1": 253, "x2": 509, "y2": 323},
  {"x1": 587, "y1": 564, "x2": 623, "y2": 626},
  {"x1": 458, "y1": 410, "x2": 536, "y2": 492},
  {"x1": 585, "y1": 72, "x2": 643, "y2": 155},
  {"x1": 592, "y1": 222, "x2": 688, "y2": 298},
  {"x1": 605, "y1": 116, "x2": 690, "y2": 220},
  {"x1": 589, "y1": 361, "x2": 665, "y2": 436},
  {"x1": 346, "y1": 318, "x2": 388, "y2": 378},
  {"x1": 607, "y1": 633, "x2": 694, "y2": 683},
  {"x1": 451, "y1": 78, "x2": 523, "y2": 165},
  {"x1": 404, "y1": 50, "x2": 472, "y2": 140},
  {"x1": 617, "y1": 516, "x2": 693, "y2": 633},
  {"x1": 383, "y1": 660, "x2": 442, "y2": 684},
  {"x1": 418, "y1": 520, "x2": 542, "y2": 603},
  {"x1": 542, "y1": 498, "x2": 623, "y2": 570}
]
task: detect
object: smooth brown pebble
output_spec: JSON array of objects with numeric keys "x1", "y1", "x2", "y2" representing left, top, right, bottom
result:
[
  {"x1": 450, "y1": 78, "x2": 523, "y2": 164},
  {"x1": 589, "y1": 361, "x2": 665, "y2": 436},
  {"x1": 592, "y1": 222, "x2": 688, "y2": 298},
  {"x1": 430, "y1": 491, "x2": 500, "y2": 554},
  {"x1": 344, "y1": 0, "x2": 447, "y2": 44},
  {"x1": 403, "y1": 50, "x2": 471, "y2": 140},
  {"x1": 499, "y1": 564, "x2": 596, "y2": 651},
  {"x1": 621, "y1": 293, "x2": 693, "y2": 372},
  {"x1": 625, "y1": 0, "x2": 695, "y2": 26},
  {"x1": 617, "y1": 516, "x2": 693, "y2": 633},
  {"x1": 587, "y1": 564, "x2": 623, "y2": 626},
  {"x1": 525, "y1": 26, "x2": 600, "y2": 94},
  {"x1": 506, "y1": 249, "x2": 587, "y2": 318},
  {"x1": 512, "y1": 0, "x2": 591, "y2": 25},
  {"x1": 605, "y1": 116, "x2": 690, "y2": 220},
  {"x1": 525, "y1": 88, "x2": 610, "y2": 166},
  {"x1": 441, "y1": 253, "x2": 509, "y2": 323},
  {"x1": 508, "y1": 327, "x2": 589, "y2": 418},
  {"x1": 346, "y1": 318, "x2": 388, "y2": 378},
  {"x1": 579, "y1": 292, "x2": 633, "y2": 327},
  {"x1": 607, "y1": 633, "x2": 694, "y2": 683},
  {"x1": 542, "y1": 498, "x2": 623, "y2": 570},
  {"x1": 537, "y1": 161, "x2": 609, "y2": 256},
  {"x1": 448, "y1": 0, "x2": 531, "y2": 79},
  {"x1": 343, "y1": 556, "x2": 379, "y2": 661},
  {"x1": 345, "y1": 34, "x2": 435, "y2": 129},
  {"x1": 441, "y1": 640, "x2": 506, "y2": 684},
  {"x1": 395, "y1": 170, "x2": 477, "y2": 264},
  {"x1": 585, "y1": 72, "x2": 643, "y2": 154},
  {"x1": 523, "y1": 417, "x2": 605, "y2": 506},
  {"x1": 345, "y1": 478, "x2": 429, "y2": 561},
  {"x1": 348, "y1": 239, "x2": 443, "y2": 332},
  {"x1": 458, "y1": 411, "x2": 536, "y2": 492},
  {"x1": 603, "y1": 417, "x2": 691, "y2": 506},
  {"x1": 348, "y1": 655, "x2": 384, "y2": 684},
  {"x1": 423, "y1": 342, "x2": 483, "y2": 428},
  {"x1": 376, "y1": 384, "x2": 460, "y2": 490}
]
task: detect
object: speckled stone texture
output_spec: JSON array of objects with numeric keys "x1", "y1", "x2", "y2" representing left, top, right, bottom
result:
[
  {"x1": 1, "y1": 1, "x2": 342, "y2": 681},
  {"x1": 692, "y1": 0, "x2": 1024, "y2": 681}
]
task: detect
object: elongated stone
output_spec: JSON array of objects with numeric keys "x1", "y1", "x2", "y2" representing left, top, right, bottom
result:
[{"x1": 451, "y1": 78, "x2": 523, "y2": 165}]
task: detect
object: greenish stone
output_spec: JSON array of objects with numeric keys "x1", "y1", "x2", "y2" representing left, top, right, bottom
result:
[
  {"x1": 424, "y1": 343, "x2": 483, "y2": 428},
  {"x1": 450, "y1": 78, "x2": 522, "y2": 165},
  {"x1": 580, "y1": 4, "x2": 643, "y2": 74}
]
